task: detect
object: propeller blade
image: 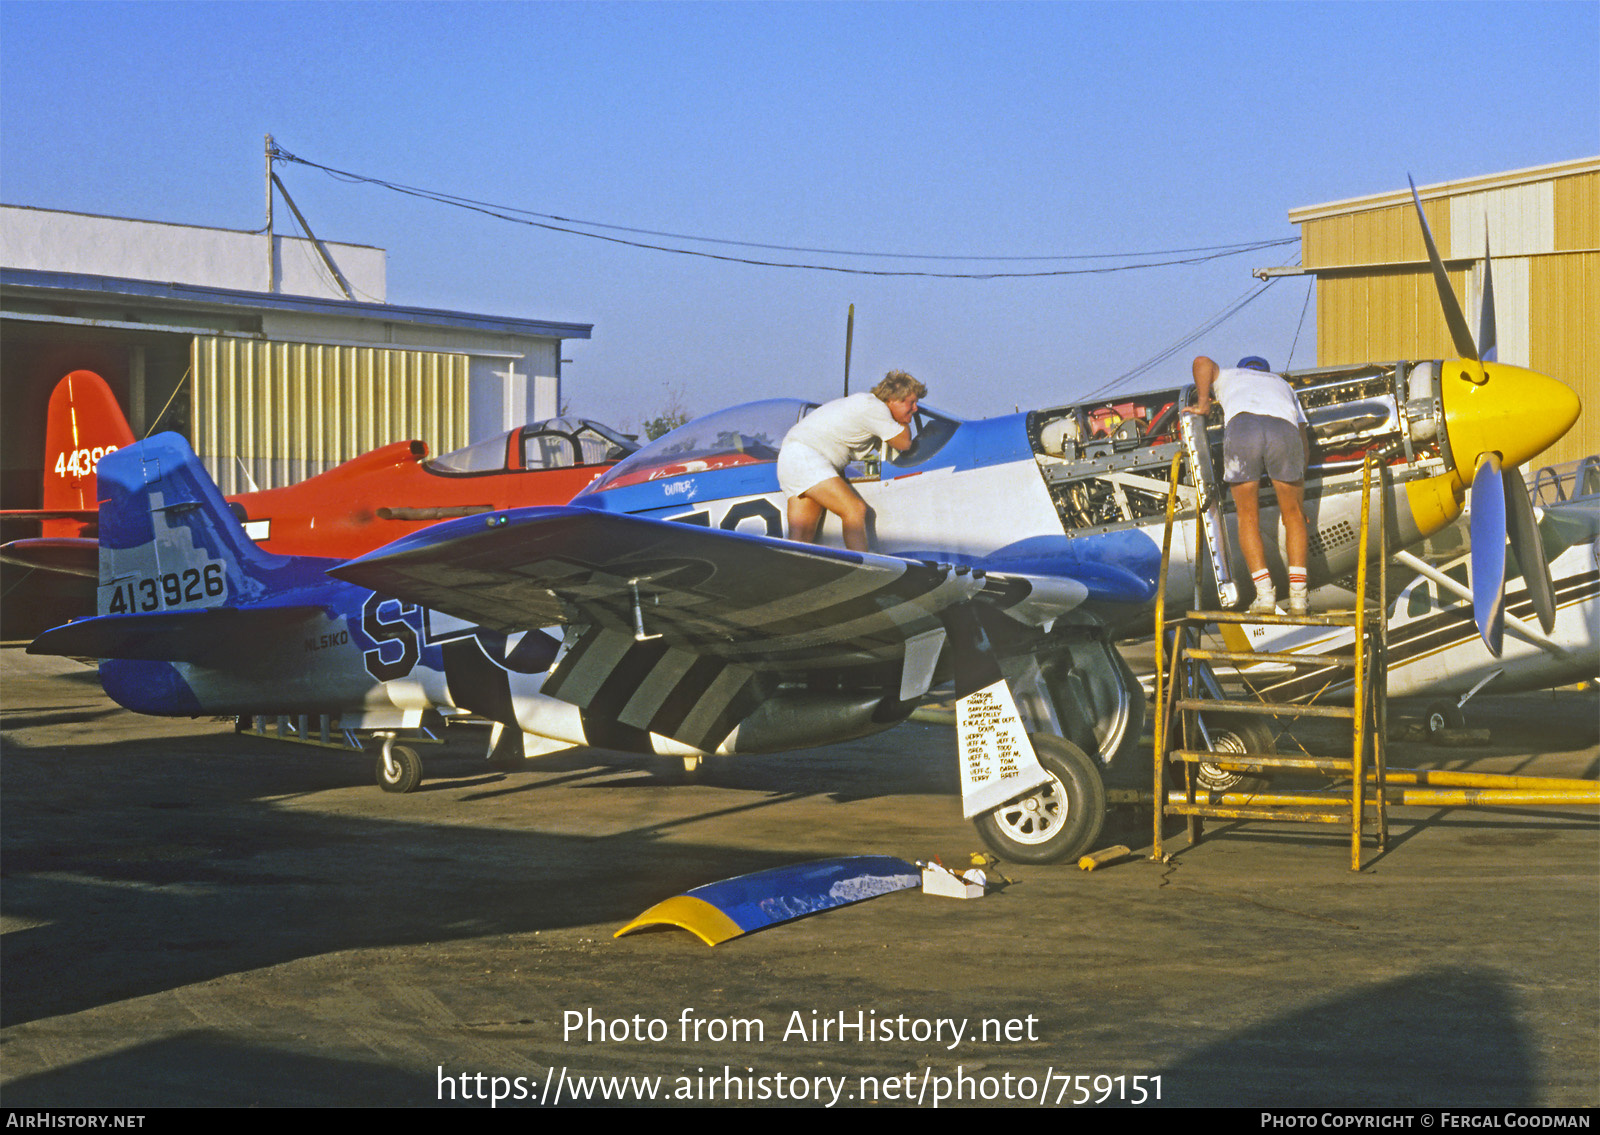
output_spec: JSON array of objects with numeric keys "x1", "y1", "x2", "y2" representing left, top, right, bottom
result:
[
  {"x1": 1503, "y1": 465, "x2": 1557, "y2": 634},
  {"x1": 1478, "y1": 229, "x2": 1498, "y2": 363},
  {"x1": 1469, "y1": 453, "x2": 1507, "y2": 656},
  {"x1": 1409, "y1": 176, "x2": 1480, "y2": 361}
]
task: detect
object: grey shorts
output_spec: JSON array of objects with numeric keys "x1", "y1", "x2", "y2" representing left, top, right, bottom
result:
[{"x1": 1222, "y1": 413, "x2": 1305, "y2": 484}]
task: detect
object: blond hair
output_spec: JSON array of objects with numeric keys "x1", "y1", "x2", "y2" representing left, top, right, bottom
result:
[{"x1": 872, "y1": 370, "x2": 927, "y2": 402}]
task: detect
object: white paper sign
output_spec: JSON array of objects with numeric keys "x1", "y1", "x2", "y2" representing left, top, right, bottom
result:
[{"x1": 956, "y1": 679, "x2": 1051, "y2": 817}]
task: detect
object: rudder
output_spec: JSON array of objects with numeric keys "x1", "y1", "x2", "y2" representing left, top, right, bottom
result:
[
  {"x1": 42, "y1": 370, "x2": 136, "y2": 537},
  {"x1": 95, "y1": 433, "x2": 303, "y2": 617}
]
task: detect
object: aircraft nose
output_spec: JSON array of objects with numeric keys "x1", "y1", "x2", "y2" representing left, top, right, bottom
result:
[{"x1": 1439, "y1": 359, "x2": 1581, "y2": 486}]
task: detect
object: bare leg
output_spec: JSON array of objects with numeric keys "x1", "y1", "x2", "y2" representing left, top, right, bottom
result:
[
  {"x1": 787, "y1": 495, "x2": 824, "y2": 544},
  {"x1": 1272, "y1": 478, "x2": 1309, "y2": 612},
  {"x1": 793, "y1": 477, "x2": 871, "y2": 552},
  {"x1": 1230, "y1": 481, "x2": 1267, "y2": 575},
  {"x1": 1271, "y1": 479, "x2": 1308, "y2": 567}
]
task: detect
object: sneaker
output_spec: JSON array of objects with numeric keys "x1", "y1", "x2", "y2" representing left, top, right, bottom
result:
[
  {"x1": 1287, "y1": 594, "x2": 1308, "y2": 616},
  {"x1": 1249, "y1": 589, "x2": 1277, "y2": 614}
]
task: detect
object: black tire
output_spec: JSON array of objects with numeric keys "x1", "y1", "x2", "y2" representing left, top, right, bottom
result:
[
  {"x1": 1425, "y1": 700, "x2": 1465, "y2": 737},
  {"x1": 376, "y1": 744, "x2": 423, "y2": 794},
  {"x1": 973, "y1": 735, "x2": 1106, "y2": 865},
  {"x1": 1193, "y1": 712, "x2": 1273, "y2": 796}
]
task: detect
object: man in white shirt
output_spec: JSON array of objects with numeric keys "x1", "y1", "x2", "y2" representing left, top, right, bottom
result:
[
  {"x1": 1186, "y1": 355, "x2": 1311, "y2": 614},
  {"x1": 777, "y1": 371, "x2": 925, "y2": 552}
]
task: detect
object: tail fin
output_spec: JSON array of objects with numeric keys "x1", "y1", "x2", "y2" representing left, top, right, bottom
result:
[
  {"x1": 94, "y1": 432, "x2": 312, "y2": 618},
  {"x1": 30, "y1": 434, "x2": 324, "y2": 672},
  {"x1": 42, "y1": 370, "x2": 137, "y2": 537}
]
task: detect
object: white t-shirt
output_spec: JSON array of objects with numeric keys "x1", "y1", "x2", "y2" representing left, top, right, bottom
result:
[
  {"x1": 1212, "y1": 368, "x2": 1307, "y2": 427},
  {"x1": 780, "y1": 393, "x2": 905, "y2": 469}
]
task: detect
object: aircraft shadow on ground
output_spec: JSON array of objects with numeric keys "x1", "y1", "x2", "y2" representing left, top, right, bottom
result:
[
  {"x1": 0, "y1": 1031, "x2": 427, "y2": 1107},
  {"x1": 0, "y1": 969, "x2": 1541, "y2": 1107},
  {"x1": 1158, "y1": 967, "x2": 1537, "y2": 1107},
  {"x1": 1, "y1": 727, "x2": 915, "y2": 1028}
]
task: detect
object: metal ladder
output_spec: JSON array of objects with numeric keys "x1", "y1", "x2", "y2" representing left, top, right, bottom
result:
[{"x1": 1151, "y1": 452, "x2": 1390, "y2": 871}]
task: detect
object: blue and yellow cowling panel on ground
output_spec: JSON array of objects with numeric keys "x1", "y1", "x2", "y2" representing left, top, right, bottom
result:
[{"x1": 615, "y1": 856, "x2": 921, "y2": 946}]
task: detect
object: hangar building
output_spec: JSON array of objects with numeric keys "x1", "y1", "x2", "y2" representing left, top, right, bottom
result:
[
  {"x1": 1286, "y1": 157, "x2": 1597, "y2": 470},
  {"x1": 0, "y1": 203, "x2": 592, "y2": 634},
  {"x1": 1, "y1": 204, "x2": 592, "y2": 499}
]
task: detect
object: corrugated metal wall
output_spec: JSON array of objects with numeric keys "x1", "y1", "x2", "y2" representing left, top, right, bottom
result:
[
  {"x1": 1539, "y1": 171, "x2": 1599, "y2": 451},
  {"x1": 192, "y1": 336, "x2": 469, "y2": 493},
  {"x1": 1301, "y1": 163, "x2": 1598, "y2": 469}
]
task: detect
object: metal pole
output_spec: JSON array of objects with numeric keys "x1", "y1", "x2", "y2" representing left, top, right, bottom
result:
[
  {"x1": 1376, "y1": 460, "x2": 1389, "y2": 850},
  {"x1": 270, "y1": 171, "x2": 357, "y2": 301},
  {"x1": 1152, "y1": 453, "x2": 1181, "y2": 860},
  {"x1": 264, "y1": 134, "x2": 275, "y2": 293},
  {"x1": 1350, "y1": 454, "x2": 1372, "y2": 870},
  {"x1": 843, "y1": 304, "x2": 854, "y2": 398}
]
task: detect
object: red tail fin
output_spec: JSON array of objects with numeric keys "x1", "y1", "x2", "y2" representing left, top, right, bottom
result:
[{"x1": 42, "y1": 370, "x2": 136, "y2": 537}]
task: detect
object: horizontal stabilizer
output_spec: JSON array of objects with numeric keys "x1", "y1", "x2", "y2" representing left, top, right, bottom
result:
[
  {"x1": 29, "y1": 606, "x2": 323, "y2": 663},
  {"x1": 0, "y1": 509, "x2": 98, "y2": 523},
  {"x1": 0, "y1": 537, "x2": 99, "y2": 578},
  {"x1": 1543, "y1": 495, "x2": 1600, "y2": 547}
]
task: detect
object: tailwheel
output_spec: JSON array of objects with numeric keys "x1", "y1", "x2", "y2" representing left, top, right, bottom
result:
[
  {"x1": 1192, "y1": 712, "x2": 1273, "y2": 796},
  {"x1": 974, "y1": 734, "x2": 1106, "y2": 865},
  {"x1": 376, "y1": 737, "x2": 423, "y2": 794},
  {"x1": 1425, "y1": 700, "x2": 1466, "y2": 738}
]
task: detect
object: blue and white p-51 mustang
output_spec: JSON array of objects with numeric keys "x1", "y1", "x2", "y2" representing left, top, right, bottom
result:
[
  {"x1": 23, "y1": 187, "x2": 1584, "y2": 862},
  {"x1": 28, "y1": 340, "x2": 1578, "y2": 862}
]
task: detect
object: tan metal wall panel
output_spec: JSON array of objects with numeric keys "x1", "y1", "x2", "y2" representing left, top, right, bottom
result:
[
  {"x1": 1304, "y1": 201, "x2": 1442, "y2": 268},
  {"x1": 192, "y1": 337, "x2": 469, "y2": 493},
  {"x1": 1316, "y1": 269, "x2": 1466, "y2": 365},
  {"x1": 1530, "y1": 251, "x2": 1599, "y2": 469},
  {"x1": 1552, "y1": 170, "x2": 1598, "y2": 250}
]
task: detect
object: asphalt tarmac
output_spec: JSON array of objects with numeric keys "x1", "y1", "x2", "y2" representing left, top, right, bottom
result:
[{"x1": 2, "y1": 644, "x2": 1595, "y2": 1108}]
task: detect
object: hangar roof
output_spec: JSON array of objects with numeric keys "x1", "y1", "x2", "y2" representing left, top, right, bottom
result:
[
  {"x1": 1, "y1": 267, "x2": 592, "y2": 342},
  {"x1": 1287, "y1": 156, "x2": 1600, "y2": 223}
]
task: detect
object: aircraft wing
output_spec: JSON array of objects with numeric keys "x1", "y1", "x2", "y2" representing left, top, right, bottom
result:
[
  {"x1": 331, "y1": 506, "x2": 1092, "y2": 755},
  {"x1": 328, "y1": 506, "x2": 1023, "y2": 670}
]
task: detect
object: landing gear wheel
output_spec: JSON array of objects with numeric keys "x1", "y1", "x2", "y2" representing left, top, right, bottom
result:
[
  {"x1": 1193, "y1": 713, "x2": 1273, "y2": 796},
  {"x1": 1425, "y1": 700, "x2": 1465, "y2": 738},
  {"x1": 973, "y1": 735, "x2": 1106, "y2": 865},
  {"x1": 376, "y1": 742, "x2": 423, "y2": 794}
]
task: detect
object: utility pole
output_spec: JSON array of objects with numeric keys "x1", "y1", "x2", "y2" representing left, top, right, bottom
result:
[
  {"x1": 264, "y1": 134, "x2": 275, "y2": 293},
  {"x1": 262, "y1": 135, "x2": 357, "y2": 302},
  {"x1": 843, "y1": 303, "x2": 854, "y2": 398}
]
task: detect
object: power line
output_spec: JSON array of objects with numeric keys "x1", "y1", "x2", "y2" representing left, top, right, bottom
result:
[
  {"x1": 270, "y1": 146, "x2": 1298, "y2": 279},
  {"x1": 1086, "y1": 271, "x2": 1288, "y2": 395}
]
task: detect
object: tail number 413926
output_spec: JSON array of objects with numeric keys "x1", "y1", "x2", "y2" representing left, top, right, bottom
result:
[{"x1": 105, "y1": 564, "x2": 225, "y2": 614}]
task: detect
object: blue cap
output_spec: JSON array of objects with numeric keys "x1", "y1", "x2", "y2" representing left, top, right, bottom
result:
[{"x1": 1237, "y1": 356, "x2": 1271, "y2": 372}]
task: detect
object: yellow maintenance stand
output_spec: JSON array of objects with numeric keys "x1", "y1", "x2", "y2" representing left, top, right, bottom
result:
[
  {"x1": 1152, "y1": 453, "x2": 1390, "y2": 871},
  {"x1": 1149, "y1": 452, "x2": 1598, "y2": 870}
]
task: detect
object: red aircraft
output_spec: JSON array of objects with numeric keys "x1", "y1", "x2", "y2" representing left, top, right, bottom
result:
[{"x1": 2, "y1": 370, "x2": 637, "y2": 570}]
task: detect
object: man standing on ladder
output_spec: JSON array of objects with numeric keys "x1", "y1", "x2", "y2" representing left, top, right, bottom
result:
[{"x1": 1186, "y1": 355, "x2": 1311, "y2": 615}]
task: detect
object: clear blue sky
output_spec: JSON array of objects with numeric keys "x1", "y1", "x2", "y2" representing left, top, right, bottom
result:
[{"x1": 3, "y1": 1, "x2": 1595, "y2": 429}]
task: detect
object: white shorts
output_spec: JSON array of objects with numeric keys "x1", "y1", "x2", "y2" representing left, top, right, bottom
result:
[{"x1": 776, "y1": 442, "x2": 841, "y2": 497}]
